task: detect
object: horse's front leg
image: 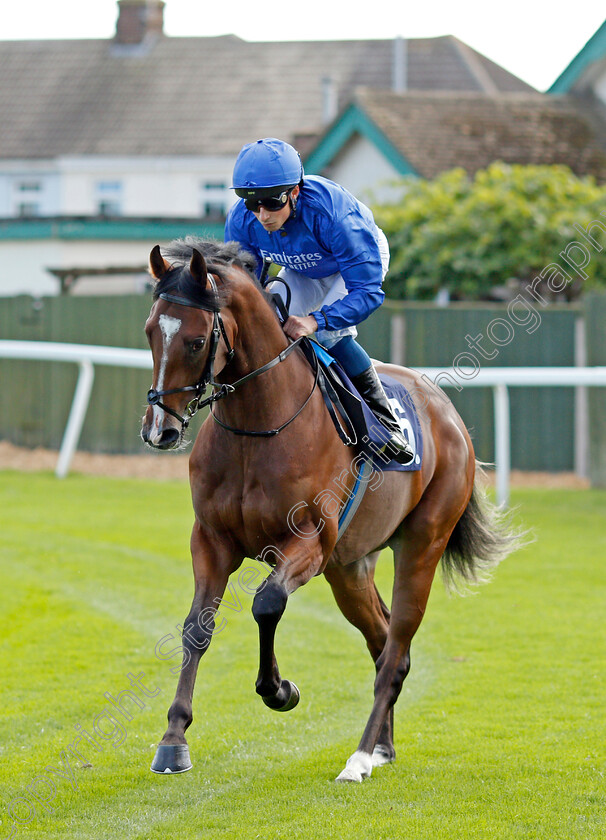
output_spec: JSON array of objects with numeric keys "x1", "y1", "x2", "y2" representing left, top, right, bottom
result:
[
  {"x1": 252, "y1": 534, "x2": 325, "y2": 712},
  {"x1": 151, "y1": 520, "x2": 240, "y2": 774}
]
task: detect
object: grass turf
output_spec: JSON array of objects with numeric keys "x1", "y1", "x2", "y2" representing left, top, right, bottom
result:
[{"x1": 0, "y1": 471, "x2": 604, "y2": 839}]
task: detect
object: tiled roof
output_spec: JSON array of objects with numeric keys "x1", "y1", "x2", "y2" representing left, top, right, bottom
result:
[
  {"x1": 0, "y1": 34, "x2": 534, "y2": 159},
  {"x1": 350, "y1": 87, "x2": 606, "y2": 180}
]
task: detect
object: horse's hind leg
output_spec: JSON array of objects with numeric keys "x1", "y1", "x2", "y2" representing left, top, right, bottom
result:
[
  {"x1": 324, "y1": 552, "x2": 395, "y2": 765},
  {"x1": 336, "y1": 481, "x2": 468, "y2": 782}
]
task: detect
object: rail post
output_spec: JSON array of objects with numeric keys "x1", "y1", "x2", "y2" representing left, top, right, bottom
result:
[{"x1": 55, "y1": 359, "x2": 96, "y2": 478}]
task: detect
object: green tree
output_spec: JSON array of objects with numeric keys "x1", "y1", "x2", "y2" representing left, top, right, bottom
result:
[{"x1": 373, "y1": 162, "x2": 606, "y2": 300}]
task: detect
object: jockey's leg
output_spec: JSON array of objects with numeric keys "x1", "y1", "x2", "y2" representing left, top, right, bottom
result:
[
  {"x1": 351, "y1": 364, "x2": 414, "y2": 466},
  {"x1": 325, "y1": 333, "x2": 372, "y2": 375},
  {"x1": 328, "y1": 336, "x2": 414, "y2": 466}
]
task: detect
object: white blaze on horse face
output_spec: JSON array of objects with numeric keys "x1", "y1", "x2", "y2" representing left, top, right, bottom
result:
[{"x1": 153, "y1": 314, "x2": 182, "y2": 431}]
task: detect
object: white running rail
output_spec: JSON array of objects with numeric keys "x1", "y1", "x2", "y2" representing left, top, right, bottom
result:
[
  {"x1": 1, "y1": 340, "x2": 606, "y2": 503},
  {"x1": 0, "y1": 340, "x2": 152, "y2": 479}
]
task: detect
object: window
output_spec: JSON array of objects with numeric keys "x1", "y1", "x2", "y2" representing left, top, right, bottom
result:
[
  {"x1": 202, "y1": 201, "x2": 227, "y2": 221},
  {"x1": 18, "y1": 181, "x2": 42, "y2": 192},
  {"x1": 17, "y1": 201, "x2": 41, "y2": 217},
  {"x1": 11, "y1": 180, "x2": 43, "y2": 217},
  {"x1": 95, "y1": 180, "x2": 123, "y2": 216},
  {"x1": 200, "y1": 181, "x2": 227, "y2": 220},
  {"x1": 97, "y1": 199, "x2": 122, "y2": 216}
]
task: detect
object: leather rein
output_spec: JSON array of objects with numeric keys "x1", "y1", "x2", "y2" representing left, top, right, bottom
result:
[{"x1": 146, "y1": 273, "x2": 318, "y2": 437}]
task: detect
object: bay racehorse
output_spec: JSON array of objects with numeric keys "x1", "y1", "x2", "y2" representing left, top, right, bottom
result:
[{"x1": 141, "y1": 237, "x2": 518, "y2": 782}]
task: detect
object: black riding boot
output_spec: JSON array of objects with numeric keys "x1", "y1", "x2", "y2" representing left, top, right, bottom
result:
[{"x1": 352, "y1": 365, "x2": 414, "y2": 465}]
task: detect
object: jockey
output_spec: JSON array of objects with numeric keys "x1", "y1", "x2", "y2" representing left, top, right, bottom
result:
[{"x1": 224, "y1": 137, "x2": 413, "y2": 465}]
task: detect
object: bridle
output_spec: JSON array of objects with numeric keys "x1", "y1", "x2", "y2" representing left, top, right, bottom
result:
[
  {"x1": 146, "y1": 273, "x2": 232, "y2": 427},
  {"x1": 146, "y1": 273, "x2": 318, "y2": 437}
]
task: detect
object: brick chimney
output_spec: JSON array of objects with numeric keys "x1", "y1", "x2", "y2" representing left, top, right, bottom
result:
[{"x1": 115, "y1": 0, "x2": 165, "y2": 45}]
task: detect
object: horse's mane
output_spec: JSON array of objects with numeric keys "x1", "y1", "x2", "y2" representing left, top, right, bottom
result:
[{"x1": 152, "y1": 236, "x2": 260, "y2": 310}]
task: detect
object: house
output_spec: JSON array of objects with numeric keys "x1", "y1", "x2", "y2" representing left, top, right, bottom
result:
[
  {"x1": 0, "y1": 0, "x2": 535, "y2": 295},
  {"x1": 304, "y1": 86, "x2": 606, "y2": 202},
  {"x1": 304, "y1": 17, "x2": 606, "y2": 201},
  {"x1": 549, "y1": 18, "x2": 606, "y2": 100}
]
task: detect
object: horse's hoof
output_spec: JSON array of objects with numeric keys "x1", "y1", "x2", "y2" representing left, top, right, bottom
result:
[
  {"x1": 262, "y1": 679, "x2": 300, "y2": 712},
  {"x1": 372, "y1": 745, "x2": 395, "y2": 767},
  {"x1": 150, "y1": 744, "x2": 192, "y2": 774},
  {"x1": 335, "y1": 750, "x2": 373, "y2": 783}
]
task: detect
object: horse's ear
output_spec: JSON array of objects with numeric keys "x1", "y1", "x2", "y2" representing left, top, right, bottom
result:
[
  {"x1": 149, "y1": 245, "x2": 169, "y2": 280},
  {"x1": 190, "y1": 248, "x2": 208, "y2": 285}
]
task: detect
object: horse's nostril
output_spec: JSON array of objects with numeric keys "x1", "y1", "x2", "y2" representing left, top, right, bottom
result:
[{"x1": 160, "y1": 428, "x2": 180, "y2": 447}]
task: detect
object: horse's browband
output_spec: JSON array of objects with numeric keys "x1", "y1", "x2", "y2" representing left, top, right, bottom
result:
[{"x1": 158, "y1": 291, "x2": 220, "y2": 312}]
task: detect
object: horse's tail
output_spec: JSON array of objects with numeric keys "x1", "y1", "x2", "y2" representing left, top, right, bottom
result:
[{"x1": 441, "y1": 462, "x2": 528, "y2": 591}]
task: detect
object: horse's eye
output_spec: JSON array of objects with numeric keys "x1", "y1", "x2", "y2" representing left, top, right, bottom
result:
[{"x1": 191, "y1": 338, "x2": 206, "y2": 353}]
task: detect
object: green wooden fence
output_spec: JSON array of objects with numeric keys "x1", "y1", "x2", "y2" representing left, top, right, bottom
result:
[
  {"x1": 0, "y1": 292, "x2": 595, "y2": 470},
  {"x1": 585, "y1": 292, "x2": 606, "y2": 487},
  {"x1": 357, "y1": 300, "x2": 580, "y2": 471},
  {"x1": 0, "y1": 295, "x2": 154, "y2": 454}
]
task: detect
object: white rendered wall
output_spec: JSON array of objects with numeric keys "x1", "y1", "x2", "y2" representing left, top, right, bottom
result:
[
  {"x1": 58, "y1": 156, "x2": 237, "y2": 217},
  {"x1": 0, "y1": 240, "x2": 156, "y2": 297},
  {"x1": 0, "y1": 156, "x2": 238, "y2": 218},
  {"x1": 321, "y1": 134, "x2": 405, "y2": 204},
  {"x1": 0, "y1": 163, "x2": 61, "y2": 217},
  {"x1": 593, "y1": 67, "x2": 606, "y2": 106}
]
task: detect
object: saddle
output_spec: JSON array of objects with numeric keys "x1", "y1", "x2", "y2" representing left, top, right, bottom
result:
[{"x1": 301, "y1": 338, "x2": 422, "y2": 473}]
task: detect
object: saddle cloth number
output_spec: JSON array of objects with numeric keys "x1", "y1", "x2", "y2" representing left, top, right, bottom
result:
[{"x1": 388, "y1": 396, "x2": 418, "y2": 460}]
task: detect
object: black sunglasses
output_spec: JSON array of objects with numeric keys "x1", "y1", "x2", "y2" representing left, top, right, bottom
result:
[{"x1": 244, "y1": 189, "x2": 292, "y2": 213}]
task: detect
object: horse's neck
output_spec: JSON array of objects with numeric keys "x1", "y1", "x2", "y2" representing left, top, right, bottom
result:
[{"x1": 217, "y1": 280, "x2": 311, "y2": 420}]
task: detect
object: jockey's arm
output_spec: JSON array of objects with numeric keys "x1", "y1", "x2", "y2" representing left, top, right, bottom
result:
[{"x1": 310, "y1": 211, "x2": 385, "y2": 331}]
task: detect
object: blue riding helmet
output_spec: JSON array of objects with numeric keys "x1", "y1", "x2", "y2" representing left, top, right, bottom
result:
[{"x1": 232, "y1": 138, "x2": 304, "y2": 198}]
